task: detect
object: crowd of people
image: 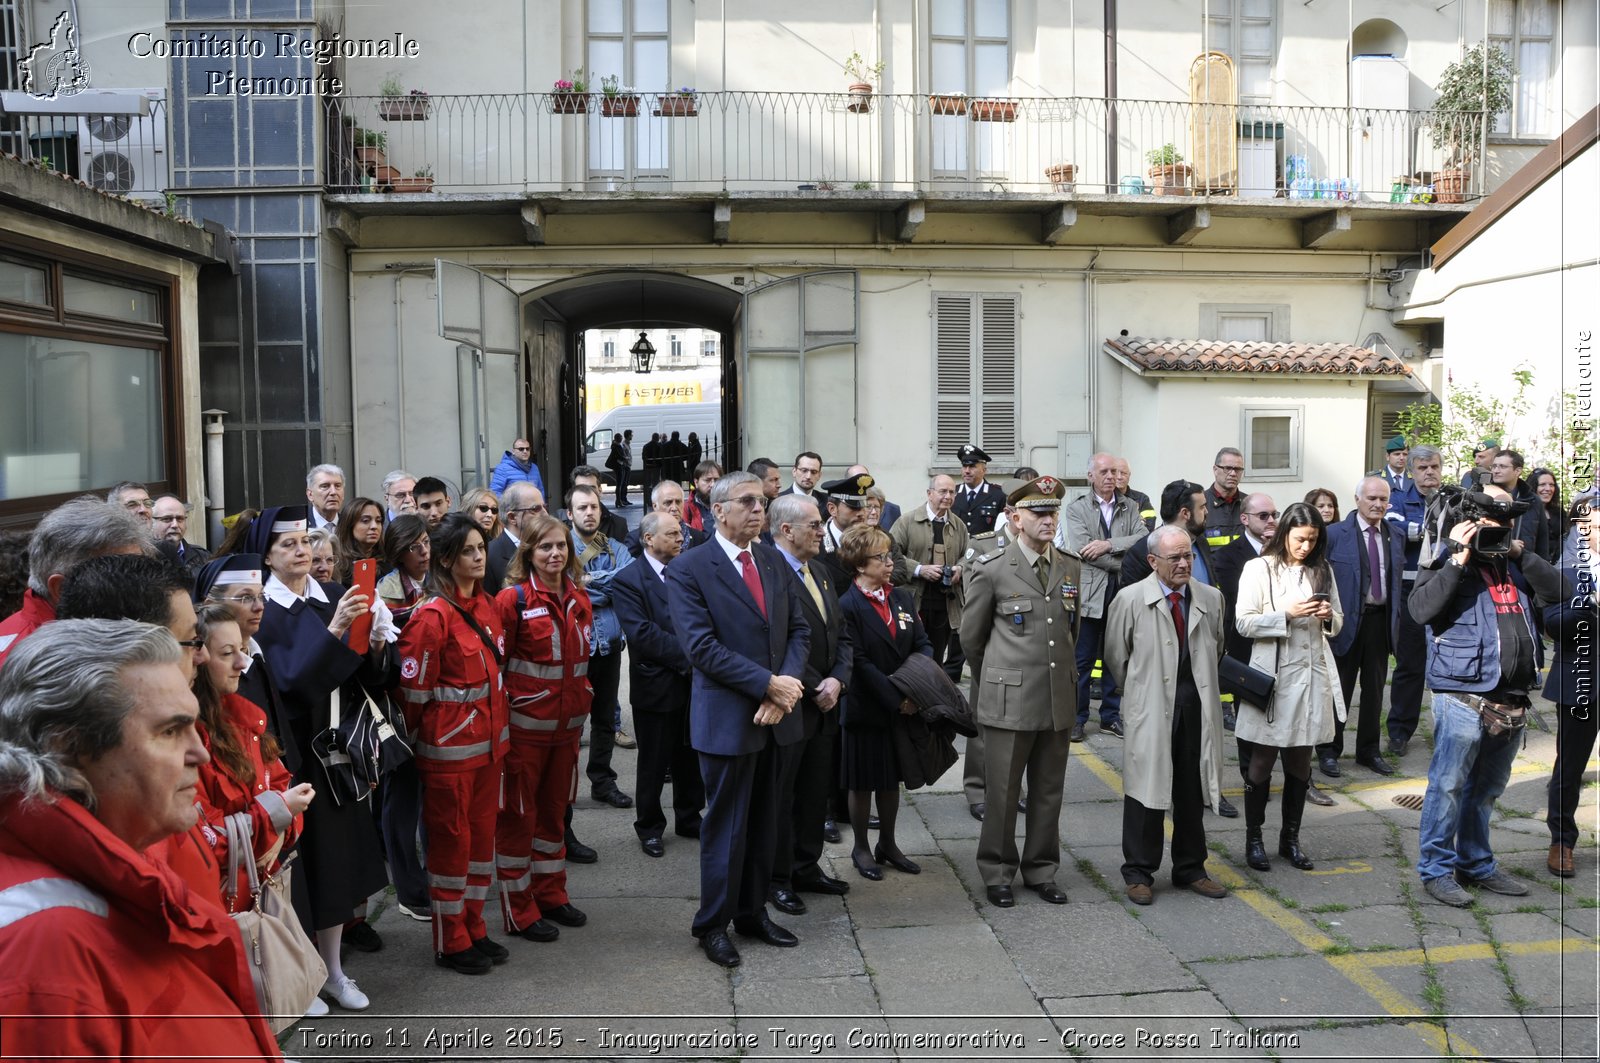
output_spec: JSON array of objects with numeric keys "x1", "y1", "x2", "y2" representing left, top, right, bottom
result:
[{"x1": 0, "y1": 432, "x2": 1593, "y2": 1053}]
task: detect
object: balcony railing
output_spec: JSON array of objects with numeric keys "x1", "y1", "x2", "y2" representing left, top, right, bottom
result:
[{"x1": 326, "y1": 91, "x2": 1487, "y2": 204}]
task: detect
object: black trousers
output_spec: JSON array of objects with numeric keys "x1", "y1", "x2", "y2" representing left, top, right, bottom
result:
[
  {"x1": 772, "y1": 723, "x2": 835, "y2": 888},
  {"x1": 693, "y1": 736, "x2": 780, "y2": 937},
  {"x1": 1548, "y1": 703, "x2": 1600, "y2": 849},
  {"x1": 585, "y1": 649, "x2": 623, "y2": 790},
  {"x1": 1121, "y1": 689, "x2": 1208, "y2": 886},
  {"x1": 1388, "y1": 584, "x2": 1427, "y2": 742},
  {"x1": 632, "y1": 702, "x2": 705, "y2": 840},
  {"x1": 377, "y1": 757, "x2": 428, "y2": 909},
  {"x1": 1324, "y1": 606, "x2": 1389, "y2": 762},
  {"x1": 922, "y1": 597, "x2": 953, "y2": 670},
  {"x1": 944, "y1": 631, "x2": 967, "y2": 684}
]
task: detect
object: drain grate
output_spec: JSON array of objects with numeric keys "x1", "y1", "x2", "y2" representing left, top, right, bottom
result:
[{"x1": 1393, "y1": 793, "x2": 1425, "y2": 811}]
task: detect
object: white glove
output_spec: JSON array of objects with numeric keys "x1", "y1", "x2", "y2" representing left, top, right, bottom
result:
[{"x1": 368, "y1": 598, "x2": 399, "y2": 644}]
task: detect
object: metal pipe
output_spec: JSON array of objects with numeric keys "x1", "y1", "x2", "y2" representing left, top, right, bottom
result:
[
  {"x1": 1105, "y1": 0, "x2": 1118, "y2": 187},
  {"x1": 203, "y1": 409, "x2": 226, "y2": 547}
]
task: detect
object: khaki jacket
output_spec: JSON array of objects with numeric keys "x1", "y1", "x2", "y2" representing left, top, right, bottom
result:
[
  {"x1": 1060, "y1": 491, "x2": 1147, "y2": 619},
  {"x1": 890, "y1": 507, "x2": 968, "y2": 628},
  {"x1": 959, "y1": 539, "x2": 1081, "y2": 731},
  {"x1": 1103, "y1": 575, "x2": 1225, "y2": 811}
]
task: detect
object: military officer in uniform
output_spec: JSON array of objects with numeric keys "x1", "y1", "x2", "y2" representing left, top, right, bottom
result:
[
  {"x1": 961, "y1": 476, "x2": 1081, "y2": 908},
  {"x1": 1369, "y1": 435, "x2": 1410, "y2": 494},
  {"x1": 958, "y1": 496, "x2": 1023, "y2": 820},
  {"x1": 952, "y1": 445, "x2": 1007, "y2": 537}
]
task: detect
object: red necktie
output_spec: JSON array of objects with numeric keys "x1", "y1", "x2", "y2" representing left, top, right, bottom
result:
[
  {"x1": 738, "y1": 550, "x2": 767, "y2": 618},
  {"x1": 1168, "y1": 590, "x2": 1186, "y2": 652}
]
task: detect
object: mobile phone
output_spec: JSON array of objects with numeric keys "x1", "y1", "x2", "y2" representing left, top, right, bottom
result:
[
  {"x1": 1308, "y1": 592, "x2": 1330, "y2": 603},
  {"x1": 348, "y1": 558, "x2": 378, "y2": 646}
]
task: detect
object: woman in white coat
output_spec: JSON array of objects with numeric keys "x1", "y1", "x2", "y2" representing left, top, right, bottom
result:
[{"x1": 1235, "y1": 502, "x2": 1345, "y2": 873}]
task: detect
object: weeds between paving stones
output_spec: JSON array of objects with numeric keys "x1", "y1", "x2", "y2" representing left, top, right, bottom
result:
[{"x1": 1468, "y1": 905, "x2": 1532, "y2": 1013}]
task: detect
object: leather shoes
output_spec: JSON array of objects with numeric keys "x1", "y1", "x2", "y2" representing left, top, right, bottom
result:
[
  {"x1": 851, "y1": 850, "x2": 883, "y2": 881},
  {"x1": 733, "y1": 913, "x2": 798, "y2": 948},
  {"x1": 593, "y1": 786, "x2": 635, "y2": 809},
  {"x1": 514, "y1": 919, "x2": 559, "y2": 942},
  {"x1": 1125, "y1": 883, "x2": 1153, "y2": 906},
  {"x1": 1103, "y1": 719, "x2": 1125, "y2": 738},
  {"x1": 1388, "y1": 736, "x2": 1410, "y2": 756},
  {"x1": 565, "y1": 830, "x2": 598, "y2": 864},
  {"x1": 640, "y1": 836, "x2": 665, "y2": 858},
  {"x1": 1306, "y1": 783, "x2": 1336, "y2": 807},
  {"x1": 769, "y1": 888, "x2": 807, "y2": 916},
  {"x1": 874, "y1": 845, "x2": 921, "y2": 875},
  {"x1": 1031, "y1": 882, "x2": 1068, "y2": 904},
  {"x1": 699, "y1": 929, "x2": 741, "y2": 968},
  {"x1": 435, "y1": 947, "x2": 491, "y2": 975},
  {"x1": 793, "y1": 873, "x2": 850, "y2": 896},
  {"x1": 1069, "y1": 723, "x2": 1086, "y2": 743},
  {"x1": 471, "y1": 935, "x2": 509, "y2": 964},
  {"x1": 1215, "y1": 795, "x2": 1239, "y2": 818},
  {"x1": 822, "y1": 819, "x2": 842, "y2": 843},
  {"x1": 986, "y1": 884, "x2": 1015, "y2": 907},
  {"x1": 545, "y1": 903, "x2": 587, "y2": 927},
  {"x1": 1182, "y1": 877, "x2": 1229, "y2": 899},
  {"x1": 1549, "y1": 844, "x2": 1576, "y2": 878},
  {"x1": 1319, "y1": 755, "x2": 1342, "y2": 778},
  {"x1": 1358, "y1": 755, "x2": 1396, "y2": 777},
  {"x1": 968, "y1": 802, "x2": 985, "y2": 821},
  {"x1": 868, "y1": 814, "x2": 880, "y2": 830}
]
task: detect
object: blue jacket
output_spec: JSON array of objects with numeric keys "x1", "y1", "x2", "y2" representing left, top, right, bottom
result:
[
  {"x1": 1543, "y1": 564, "x2": 1593, "y2": 706},
  {"x1": 490, "y1": 450, "x2": 544, "y2": 497},
  {"x1": 1409, "y1": 547, "x2": 1563, "y2": 695},
  {"x1": 1324, "y1": 512, "x2": 1406, "y2": 656},
  {"x1": 572, "y1": 530, "x2": 634, "y2": 656},
  {"x1": 1385, "y1": 481, "x2": 1430, "y2": 576}
]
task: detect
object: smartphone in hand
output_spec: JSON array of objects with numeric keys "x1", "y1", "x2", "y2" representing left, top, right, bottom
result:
[{"x1": 348, "y1": 558, "x2": 378, "y2": 646}]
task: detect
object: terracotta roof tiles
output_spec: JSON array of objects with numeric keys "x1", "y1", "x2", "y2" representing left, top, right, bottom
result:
[{"x1": 1103, "y1": 337, "x2": 1411, "y2": 377}]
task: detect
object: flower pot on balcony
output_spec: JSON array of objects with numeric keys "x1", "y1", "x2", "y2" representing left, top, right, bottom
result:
[
  {"x1": 390, "y1": 176, "x2": 435, "y2": 193},
  {"x1": 1434, "y1": 167, "x2": 1469, "y2": 204},
  {"x1": 969, "y1": 99, "x2": 1017, "y2": 122},
  {"x1": 654, "y1": 95, "x2": 699, "y2": 117},
  {"x1": 552, "y1": 92, "x2": 588, "y2": 114},
  {"x1": 355, "y1": 145, "x2": 387, "y2": 170},
  {"x1": 847, "y1": 82, "x2": 873, "y2": 114},
  {"x1": 601, "y1": 94, "x2": 641, "y2": 117},
  {"x1": 929, "y1": 94, "x2": 968, "y2": 116},
  {"x1": 1148, "y1": 163, "x2": 1193, "y2": 196},
  {"x1": 1045, "y1": 163, "x2": 1077, "y2": 192},
  {"x1": 379, "y1": 96, "x2": 431, "y2": 121}
]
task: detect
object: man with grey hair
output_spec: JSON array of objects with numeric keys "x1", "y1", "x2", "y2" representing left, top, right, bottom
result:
[
  {"x1": 0, "y1": 499, "x2": 149, "y2": 670},
  {"x1": 486, "y1": 480, "x2": 546, "y2": 592},
  {"x1": 1385, "y1": 443, "x2": 1444, "y2": 754},
  {"x1": 626, "y1": 479, "x2": 709, "y2": 557},
  {"x1": 306, "y1": 463, "x2": 346, "y2": 532},
  {"x1": 107, "y1": 482, "x2": 154, "y2": 527},
  {"x1": 0, "y1": 619, "x2": 279, "y2": 1057},
  {"x1": 889, "y1": 473, "x2": 967, "y2": 679},
  {"x1": 381, "y1": 469, "x2": 417, "y2": 520},
  {"x1": 150, "y1": 494, "x2": 212, "y2": 575}
]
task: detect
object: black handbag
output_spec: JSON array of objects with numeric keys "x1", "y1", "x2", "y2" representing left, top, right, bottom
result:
[
  {"x1": 1219, "y1": 655, "x2": 1275, "y2": 710},
  {"x1": 311, "y1": 686, "x2": 412, "y2": 806}
]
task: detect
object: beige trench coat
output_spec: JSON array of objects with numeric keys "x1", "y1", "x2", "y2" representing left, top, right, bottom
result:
[
  {"x1": 1103, "y1": 574, "x2": 1225, "y2": 812},
  {"x1": 1233, "y1": 556, "x2": 1347, "y2": 748}
]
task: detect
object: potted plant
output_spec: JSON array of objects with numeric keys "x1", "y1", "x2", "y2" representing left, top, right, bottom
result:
[
  {"x1": 552, "y1": 69, "x2": 588, "y2": 114},
  {"x1": 843, "y1": 51, "x2": 883, "y2": 113},
  {"x1": 1428, "y1": 43, "x2": 1513, "y2": 204},
  {"x1": 1145, "y1": 143, "x2": 1192, "y2": 196},
  {"x1": 378, "y1": 76, "x2": 431, "y2": 121},
  {"x1": 969, "y1": 98, "x2": 1017, "y2": 122},
  {"x1": 1045, "y1": 163, "x2": 1076, "y2": 191},
  {"x1": 600, "y1": 74, "x2": 641, "y2": 117},
  {"x1": 654, "y1": 86, "x2": 698, "y2": 118},
  {"x1": 391, "y1": 166, "x2": 434, "y2": 193},
  {"x1": 929, "y1": 92, "x2": 968, "y2": 116},
  {"x1": 353, "y1": 129, "x2": 388, "y2": 169}
]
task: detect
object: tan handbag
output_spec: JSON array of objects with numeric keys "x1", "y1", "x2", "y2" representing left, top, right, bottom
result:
[{"x1": 225, "y1": 814, "x2": 327, "y2": 1032}]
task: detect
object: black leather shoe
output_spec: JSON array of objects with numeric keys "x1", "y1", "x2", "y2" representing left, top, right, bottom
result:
[
  {"x1": 868, "y1": 814, "x2": 880, "y2": 830},
  {"x1": 1069, "y1": 723, "x2": 1086, "y2": 743},
  {"x1": 593, "y1": 787, "x2": 635, "y2": 809},
  {"x1": 986, "y1": 885, "x2": 1015, "y2": 908},
  {"x1": 968, "y1": 802, "x2": 985, "y2": 821},
  {"x1": 514, "y1": 919, "x2": 559, "y2": 942},
  {"x1": 1103, "y1": 719, "x2": 1125, "y2": 739},
  {"x1": 874, "y1": 844, "x2": 921, "y2": 875},
  {"x1": 1017, "y1": 796, "x2": 1028, "y2": 813},
  {"x1": 1306, "y1": 782, "x2": 1336, "y2": 807},
  {"x1": 1388, "y1": 736, "x2": 1409, "y2": 756},
  {"x1": 822, "y1": 819, "x2": 842, "y2": 843},
  {"x1": 699, "y1": 929, "x2": 741, "y2": 968},
  {"x1": 471, "y1": 935, "x2": 509, "y2": 964},
  {"x1": 436, "y1": 946, "x2": 491, "y2": 975},
  {"x1": 793, "y1": 874, "x2": 850, "y2": 896},
  {"x1": 851, "y1": 850, "x2": 883, "y2": 880},
  {"x1": 733, "y1": 913, "x2": 798, "y2": 948},
  {"x1": 1215, "y1": 795, "x2": 1239, "y2": 818},
  {"x1": 545, "y1": 903, "x2": 587, "y2": 927},
  {"x1": 769, "y1": 888, "x2": 807, "y2": 916},
  {"x1": 1031, "y1": 882, "x2": 1068, "y2": 904},
  {"x1": 343, "y1": 921, "x2": 382, "y2": 952},
  {"x1": 1223, "y1": 709, "x2": 1237, "y2": 732},
  {"x1": 565, "y1": 830, "x2": 598, "y2": 864},
  {"x1": 674, "y1": 822, "x2": 702, "y2": 840},
  {"x1": 640, "y1": 836, "x2": 665, "y2": 858},
  {"x1": 1359, "y1": 755, "x2": 1396, "y2": 777},
  {"x1": 1319, "y1": 755, "x2": 1342, "y2": 778}
]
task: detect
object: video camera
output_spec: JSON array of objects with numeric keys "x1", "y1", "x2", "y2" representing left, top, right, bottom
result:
[{"x1": 1424, "y1": 485, "x2": 1529, "y2": 561}]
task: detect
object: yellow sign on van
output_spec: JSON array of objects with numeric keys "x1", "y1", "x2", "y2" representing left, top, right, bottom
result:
[{"x1": 585, "y1": 378, "x2": 703, "y2": 412}]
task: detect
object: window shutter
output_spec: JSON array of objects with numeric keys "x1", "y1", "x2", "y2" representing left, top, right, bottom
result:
[
  {"x1": 934, "y1": 294, "x2": 973, "y2": 459},
  {"x1": 933, "y1": 293, "x2": 1019, "y2": 463},
  {"x1": 978, "y1": 295, "x2": 1018, "y2": 458}
]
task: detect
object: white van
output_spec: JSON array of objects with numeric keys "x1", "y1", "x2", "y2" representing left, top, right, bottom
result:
[{"x1": 584, "y1": 401, "x2": 722, "y2": 484}]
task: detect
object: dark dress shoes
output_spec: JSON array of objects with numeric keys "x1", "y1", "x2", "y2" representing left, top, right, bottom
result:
[
  {"x1": 545, "y1": 903, "x2": 587, "y2": 927},
  {"x1": 436, "y1": 946, "x2": 491, "y2": 975},
  {"x1": 1215, "y1": 795, "x2": 1239, "y2": 818},
  {"x1": 822, "y1": 819, "x2": 842, "y2": 843},
  {"x1": 1388, "y1": 735, "x2": 1409, "y2": 756},
  {"x1": 968, "y1": 802, "x2": 985, "y2": 821},
  {"x1": 1306, "y1": 782, "x2": 1336, "y2": 807},
  {"x1": 565, "y1": 830, "x2": 598, "y2": 864},
  {"x1": 1359, "y1": 755, "x2": 1396, "y2": 776},
  {"x1": 986, "y1": 884, "x2": 1015, "y2": 908},
  {"x1": 733, "y1": 913, "x2": 798, "y2": 948},
  {"x1": 793, "y1": 873, "x2": 850, "y2": 896},
  {"x1": 640, "y1": 836, "x2": 665, "y2": 858},
  {"x1": 699, "y1": 930, "x2": 741, "y2": 968},
  {"x1": 874, "y1": 845, "x2": 921, "y2": 875},
  {"x1": 769, "y1": 888, "x2": 807, "y2": 916},
  {"x1": 593, "y1": 786, "x2": 635, "y2": 809},
  {"x1": 514, "y1": 919, "x2": 559, "y2": 942},
  {"x1": 851, "y1": 850, "x2": 883, "y2": 881},
  {"x1": 868, "y1": 814, "x2": 881, "y2": 829},
  {"x1": 1319, "y1": 755, "x2": 1342, "y2": 778},
  {"x1": 343, "y1": 921, "x2": 382, "y2": 952},
  {"x1": 1032, "y1": 882, "x2": 1068, "y2": 904},
  {"x1": 1069, "y1": 723, "x2": 1087, "y2": 743},
  {"x1": 471, "y1": 936, "x2": 509, "y2": 964}
]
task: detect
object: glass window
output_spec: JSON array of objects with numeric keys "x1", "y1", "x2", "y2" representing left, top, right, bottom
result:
[
  {"x1": 930, "y1": 0, "x2": 1012, "y2": 179},
  {"x1": 1206, "y1": 0, "x2": 1275, "y2": 104},
  {"x1": 0, "y1": 256, "x2": 48, "y2": 306},
  {"x1": 1490, "y1": 0, "x2": 1555, "y2": 138},
  {"x1": 1242, "y1": 406, "x2": 1302, "y2": 480},
  {"x1": 62, "y1": 273, "x2": 161, "y2": 323},
  {"x1": 587, "y1": 0, "x2": 670, "y2": 177}
]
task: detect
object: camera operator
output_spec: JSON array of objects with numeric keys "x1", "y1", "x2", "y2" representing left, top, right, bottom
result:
[
  {"x1": 889, "y1": 474, "x2": 967, "y2": 679},
  {"x1": 1409, "y1": 484, "x2": 1565, "y2": 907}
]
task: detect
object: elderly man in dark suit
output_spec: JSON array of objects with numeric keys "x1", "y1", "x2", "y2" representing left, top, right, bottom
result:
[
  {"x1": 487, "y1": 481, "x2": 545, "y2": 592},
  {"x1": 667, "y1": 471, "x2": 810, "y2": 968},
  {"x1": 613, "y1": 512, "x2": 705, "y2": 858},
  {"x1": 766, "y1": 493, "x2": 854, "y2": 912},
  {"x1": 1321, "y1": 476, "x2": 1407, "y2": 779},
  {"x1": 1544, "y1": 506, "x2": 1595, "y2": 879}
]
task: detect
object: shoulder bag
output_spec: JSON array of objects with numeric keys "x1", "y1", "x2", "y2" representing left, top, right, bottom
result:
[
  {"x1": 225, "y1": 816, "x2": 327, "y2": 1033},
  {"x1": 1219, "y1": 563, "x2": 1280, "y2": 721}
]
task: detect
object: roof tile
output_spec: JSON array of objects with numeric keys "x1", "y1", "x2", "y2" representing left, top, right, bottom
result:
[{"x1": 1104, "y1": 337, "x2": 1410, "y2": 377}]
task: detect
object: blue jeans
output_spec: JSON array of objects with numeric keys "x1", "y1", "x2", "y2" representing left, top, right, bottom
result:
[
  {"x1": 1417, "y1": 692, "x2": 1522, "y2": 883},
  {"x1": 1074, "y1": 616, "x2": 1121, "y2": 725}
]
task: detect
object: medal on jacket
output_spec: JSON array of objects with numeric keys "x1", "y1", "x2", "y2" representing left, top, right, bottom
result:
[{"x1": 1062, "y1": 580, "x2": 1079, "y2": 610}]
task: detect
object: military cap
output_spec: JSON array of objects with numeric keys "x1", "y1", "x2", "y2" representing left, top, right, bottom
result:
[
  {"x1": 1006, "y1": 475, "x2": 1066, "y2": 510},
  {"x1": 821, "y1": 472, "x2": 874, "y2": 508},
  {"x1": 957, "y1": 444, "x2": 991, "y2": 466},
  {"x1": 1477, "y1": 437, "x2": 1500, "y2": 451},
  {"x1": 1384, "y1": 434, "x2": 1407, "y2": 452}
]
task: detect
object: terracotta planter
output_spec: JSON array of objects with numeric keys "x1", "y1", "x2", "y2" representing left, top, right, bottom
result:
[
  {"x1": 600, "y1": 94, "x2": 641, "y2": 117},
  {"x1": 847, "y1": 82, "x2": 873, "y2": 114},
  {"x1": 969, "y1": 99, "x2": 1017, "y2": 122},
  {"x1": 1045, "y1": 163, "x2": 1077, "y2": 191},
  {"x1": 929, "y1": 94, "x2": 968, "y2": 116},
  {"x1": 390, "y1": 177, "x2": 435, "y2": 193},
  {"x1": 379, "y1": 97, "x2": 431, "y2": 121},
  {"x1": 1434, "y1": 167, "x2": 1470, "y2": 204},
  {"x1": 354, "y1": 145, "x2": 387, "y2": 169},
  {"x1": 1148, "y1": 163, "x2": 1193, "y2": 196},
  {"x1": 653, "y1": 96, "x2": 699, "y2": 117},
  {"x1": 551, "y1": 92, "x2": 588, "y2": 114}
]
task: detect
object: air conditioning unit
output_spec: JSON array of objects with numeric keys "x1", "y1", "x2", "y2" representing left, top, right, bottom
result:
[{"x1": 77, "y1": 88, "x2": 166, "y2": 203}]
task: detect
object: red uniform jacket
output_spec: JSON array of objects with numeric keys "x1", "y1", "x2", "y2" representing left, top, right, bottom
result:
[
  {"x1": 397, "y1": 592, "x2": 510, "y2": 773},
  {"x1": 0, "y1": 589, "x2": 54, "y2": 671},
  {"x1": 0, "y1": 793, "x2": 281, "y2": 1060},
  {"x1": 496, "y1": 575, "x2": 594, "y2": 744},
  {"x1": 196, "y1": 692, "x2": 304, "y2": 909}
]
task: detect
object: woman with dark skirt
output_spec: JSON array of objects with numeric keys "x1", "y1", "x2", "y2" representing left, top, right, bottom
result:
[
  {"x1": 836, "y1": 523, "x2": 932, "y2": 880},
  {"x1": 248, "y1": 505, "x2": 397, "y2": 1012}
]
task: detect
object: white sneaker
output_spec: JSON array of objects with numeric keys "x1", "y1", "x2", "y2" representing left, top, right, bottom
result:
[
  {"x1": 321, "y1": 974, "x2": 370, "y2": 1011},
  {"x1": 304, "y1": 994, "x2": 329, "y2": 1018},
  {"x1": 395, "y1": 900, "x2": 432, "y2": 922}
]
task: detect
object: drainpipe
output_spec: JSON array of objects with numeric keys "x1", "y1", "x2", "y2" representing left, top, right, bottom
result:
[
  {"x1": 1105, "y1": 0, "x2": 1118, "y2": 189},
  {"x1": 203, "y1": 409, "x2": 227, "y2": 547}
]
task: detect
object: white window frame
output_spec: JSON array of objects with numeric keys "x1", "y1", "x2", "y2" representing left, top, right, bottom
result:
[
  {"x1": 1200, "y1": 302, "x2": 1290, "y2": 341},
  {"x1": 932, "y1": 291, "x2": 1019, "y2": 468},
  {"x1": 1241, "y1": 404, "x2": 1302, "y2": 481},
  {"x1": 1489, "y1": 0, "x2": 1557, "y2": 140},
  {"x1": 929, "y1": 0, "x2": 1013, "y2": 181},
  {"x1": 1204, "y1": 0, "x2": 1275, "y2": 105},
  {"x1": 586, "y1": 0, "x2": 671, "y2": 179}
]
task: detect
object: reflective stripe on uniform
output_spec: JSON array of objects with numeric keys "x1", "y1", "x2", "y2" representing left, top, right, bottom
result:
[
  {"x1": 565, "y1": 716, "x2": 585, "y2": 729},
  {"x1": 432, "y1": 898, "x2": 465, "y2": 915},
  {"x1": 495, "y1": 853, "x2": 530, "y2": 870},
  {"x1": 531, "y1": 836, "x2": 562, "y2": 854},
  {"x1": 0, "y1": 878, "x2": 108, "y2": 931},
  {"x1": 429, "y1": 873, "x2": 467, "y2": 891},
  {"x1": 400, "y1": 688, "x2": 432, "y2": 704},
  {"x1": 508, "y1": 659, "x2": 562, "y2": 680},
  {"x1": 529, "y1": 858, "x2": 564, "y2": 874},
  {"x1": 433, "y1": 683, "x2": 491, "y2": 703},
  {"x1": 510, "y1": 712, "x2": 558, "y2": 731},
  {"x1": 572, "y1": 661, "x2": 588, "y2": 676},
  {"x1": 464, "y1": 884, "x2": 490, "y2": 901},
  {"x1": 417, "y1": 740, "x2": 493, "y2": 761},
  {"x1": 468, "y1": 861, "x2": 495, "y2": 877}
]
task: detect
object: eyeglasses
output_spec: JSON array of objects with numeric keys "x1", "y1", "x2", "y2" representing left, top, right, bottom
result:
[
  {"x1": 1214, "y1": 465, "x2": 1244, "y2": 474},
  {"x1": 176, "y1": 638, "x2": 206, "y2": 650},
  {"x1": 216, "y1": 593, "x2": 266, "y2": 607},
  {"x1": 407, "y1": 540, "x2": 431, "y2": 555},
  {"x1": 720, "y1": 495, "x2": 764, "y2": 509},
  {"x1": 1245, "y1": 510, "x2": 1279, "y2": 520},
  {"x1": 476, "y1": 504, "x2": 500, "y2": 515},
  {"x1": 513, "y1": 445, "x2": 531, "y2": 452},
  {"x1": 153, "y1": 514, "x2": 186, "y2": 524},
  {"x1": 868, "y1": 552, "x2": 895, "y2": 564},
  {"x1": 793, "y1": 520, "x2": 824, "y2": 531},
  {"x1": 1156, "y1": 552, "x2": 1195, "y2": 565},
  {"x1": 508, "y1": 505, "x2": 546, "y2": 516},
  {"x1": 123, "y1": 498, "x2": 155, "y2": 510}
]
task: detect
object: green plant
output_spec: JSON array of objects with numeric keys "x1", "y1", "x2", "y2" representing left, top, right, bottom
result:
[
  {"x1": 380, "y1": 75, "x2": 403, "y2": 97},
  {"x1": 1393, "y1": 368, "x2": 1534, "y2": 481},
  {"x1": 357, "y1": 129, "x2": 387, "y2": 149},
  {"x1": 843, "y1": 50, "x2": 884, "y2": 84},
  {"x1": 1430, "y1": 43, "x2": 1514, "y2": 167},
  {"x1": 1146, "y1": 143, "x2": 1185, "y2": 167},
  {"x1": 163, "y1": 190, "x2": 179, "y2": 216},
  {"x1": 554, "y1": 68, "x2": 588, "y2": 93},
  {"x1": 852, "y1": 180, "x2": 871, "y2": 190},
  {"x1": 413, "y1": 165, "x2": 433, "y2": 179},
  {"x1": 600, "y1": 74, "x2": 621, "y2": 97}
]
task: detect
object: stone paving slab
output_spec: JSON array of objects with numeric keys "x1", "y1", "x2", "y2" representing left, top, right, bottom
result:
[
  {"x1": 841, "y1": 857, "x2": 981, "y2": 929},
  {"x1": 732, "y1": 974, "x2": 892, "y2": 1057},
  {"x1": 1265, "y1": 1021, "x2": 1446, "y2": 1062},
  {"x1": 1503, "y1": 938, "x2": 1600, "y2": 1009},
  {"x1": 1435, "y1": 957, "x2": 1542, "y2": 1061},
  {"x1": 856, "y1": 921, "x2": 1042, "y2": 1016},
  {"x1": 988, "y1": 899, "x2": 1199, "y2": 997},
  {"x1": 1299, "y1": 902, "x2": 1415, "y2": 953},
  {"x1": 1189, "y1": 954, "x2": 1415, "y2": 1030},
  {"x1": 1525, "y1": 1005, "x2": 1600, "y2": 1061},
  {"x1": 733, "y1": 900, "x2": 865, "y2": 982},
  {"x1": 1042, "y1": 990, "x2": 1266, "y2": 1062}
]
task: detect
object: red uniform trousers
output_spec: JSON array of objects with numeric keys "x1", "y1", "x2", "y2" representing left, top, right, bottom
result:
[
  {"x1": 421, "y1": 761, "x2": 501, "y2": 955},
  {"x1": 497, "y1": 736, "x2": 580, "y2": 931}
]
